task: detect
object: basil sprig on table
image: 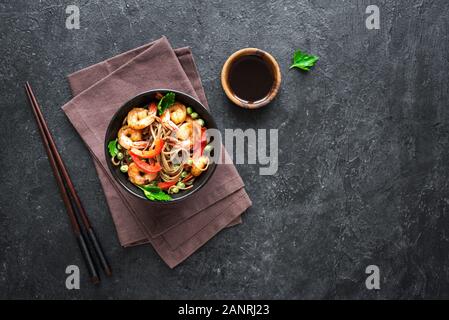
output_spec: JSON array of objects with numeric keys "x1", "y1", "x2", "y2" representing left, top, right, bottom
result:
[
  {"x1": 290, "y1": 49, "x2": 319, "y2": 71},
  {"x1": 138, "y1": 185, "x2": 172, "y2": 202},
  {"x1": 157, "y1": 92, "x2": 175, "y2": 115},
  {"x1": 108, "y1": 139, "x2": 119, "y2": 157}
]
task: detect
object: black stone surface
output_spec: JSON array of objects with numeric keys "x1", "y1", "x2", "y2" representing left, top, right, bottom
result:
[{"x1": 1, "y1": 0, "x2": 449, "y2": 299}]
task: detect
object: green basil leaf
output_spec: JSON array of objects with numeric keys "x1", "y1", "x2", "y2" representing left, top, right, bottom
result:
[
  {"x1": 290, "y1": 49, "x2": 319, "y2": 71},
  {"x1": 141, "y1": 185, "x2": 162, "y2": 193},
  {"x1": 108, "y1": 139, "x2": 118, "y2": 157},
  {"x1": 151, "y1": 191, "x2": 172, "y2": 201},
  {"x1": 157, "y1": 92, "x2": 175, "y2": 115},
  {"x1": 138, "y1": 186, "x2": 172, "y2": 202}
]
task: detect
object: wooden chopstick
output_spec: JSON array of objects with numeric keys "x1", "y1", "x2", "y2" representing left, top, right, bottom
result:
[
  {"x1": 24, "y1": 83, "x2": 99, "y2": 284},
  {"x1": 25, "y1": 82, "x2": 112, "y2": 277},
  {"x1": 25, "y1": 82, "x2": 111, "y2": 283}
]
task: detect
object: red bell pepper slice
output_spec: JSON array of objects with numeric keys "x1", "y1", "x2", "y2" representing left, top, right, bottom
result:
[
  {"x1": 182, "y1": 174, "x2": 194, "y2": 183},
  {"x1": 130, "y1": 153, "x2": 161, "y2": 173},
  {"x1": 192, "y1": 124, "x2": 208, "y2": 158},
  {"x1": 130, "y1": 139, "x2": 164, "y2": 159},
  {"x1": 149, "y1": 102, "x2": 157, "y2": 115},
  {"x1": 158, "y1": 180, "x2": 177, "y2": 190},
  {"x1": 200, "y1": 127, "x2": 207, "y2": 154}
]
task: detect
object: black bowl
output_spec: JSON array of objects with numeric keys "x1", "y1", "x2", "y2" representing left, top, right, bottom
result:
[{"x1": 104, "y1": 89, "x2": 217, "y2": 203}]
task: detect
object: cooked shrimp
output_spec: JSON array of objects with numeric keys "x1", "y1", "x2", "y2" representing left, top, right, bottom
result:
[
  {"x1": 176, "y1": 120, "x2": 203, "y2": 151},
  {"x1": 127, "y1": 162, "x2": 157, "y2": 185},
  {"x1": 191, "y1": 156, "x2": 209, "y2": 177},
  {"x1": 132, "y1": 141, "x2": 149, "y2": 150},
  {"x1": 127, "y1": 107, "x2": 155, "y2": 130},
  {"x1": 184, "y1": 115, "x2": 194, "y2": 124},
  {"x1": 169, "y1": 102, "x2": 187, "y2": 124},
  {"x1": 118, "y1": 126, "x2": 142, "y2": 150},
  {"x1": 161, "y1": 109, "x2": 179, "y2": 131},
  {"x1": 176, "y1": 122, "x2": 192, "y2": 140}
]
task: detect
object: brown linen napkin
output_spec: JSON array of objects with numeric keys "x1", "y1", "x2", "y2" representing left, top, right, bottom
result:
[{"x1": 62, "y1": 36, "x2": 251, "y2": 268}]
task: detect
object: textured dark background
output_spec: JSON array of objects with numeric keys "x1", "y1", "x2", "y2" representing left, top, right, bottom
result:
[{"x1": 1, "y1": 0, "x2": 449, "y2": 299}]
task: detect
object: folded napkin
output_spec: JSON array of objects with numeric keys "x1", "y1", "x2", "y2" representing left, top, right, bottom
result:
[{"x1": 62, "y1": 36, "x2": 252, "y2": 268}]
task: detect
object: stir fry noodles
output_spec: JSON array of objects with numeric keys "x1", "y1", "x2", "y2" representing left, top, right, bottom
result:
[{"x1": 108, "y1": 92, "x2": 212, "y2": 201}]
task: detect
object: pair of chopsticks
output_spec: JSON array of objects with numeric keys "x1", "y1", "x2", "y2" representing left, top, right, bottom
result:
[{"x1": 25, "y1": 82, "x2": 111, "y2": 284}]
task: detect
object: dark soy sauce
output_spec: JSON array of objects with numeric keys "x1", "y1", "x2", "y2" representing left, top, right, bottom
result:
[{"x1": 228, "y1": 55, "x2": 274, "y2": 102}]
